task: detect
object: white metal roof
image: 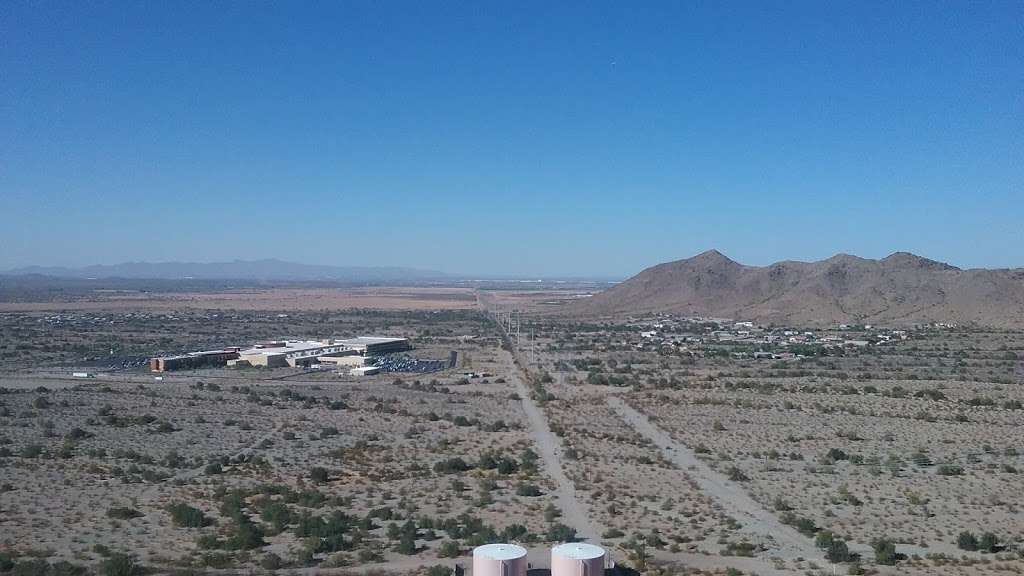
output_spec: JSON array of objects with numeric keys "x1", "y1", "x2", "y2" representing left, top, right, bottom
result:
[
  {"x1": 552, "y1": 543, "x2": 605, "y2": 560},
  {"x1": 238, "y1": 337, "x2": 405, "y2": 356},
  {"x1": 239, "y1": 340, "x2": 332, "y2": 356},
  {"x1": 473, "y1": 543, "x2": 527, "y2": 560},
  {"x1": 337, "y1": 336, "x2": 407, "y2": 346}
]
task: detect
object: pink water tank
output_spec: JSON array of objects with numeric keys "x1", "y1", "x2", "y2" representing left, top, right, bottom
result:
[
  {"x1": 472, "y1": 543, "x2": 528, "y2": 576},
  {"x1": 551, "y1": 542, "x2": 605, "y2": 576}
]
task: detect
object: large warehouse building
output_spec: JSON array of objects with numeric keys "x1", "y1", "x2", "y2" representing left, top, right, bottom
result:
[
  {"x1": 151, "y1": 336, "x2": 410, "y2": 371},
  {"x1": 231, "y1": 337, "x2": 411, "y2": 368}
]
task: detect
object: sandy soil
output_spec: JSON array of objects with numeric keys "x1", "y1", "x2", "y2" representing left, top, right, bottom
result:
[{"x1": 0, "y1": 287, "x2": 479, "y2": 312}]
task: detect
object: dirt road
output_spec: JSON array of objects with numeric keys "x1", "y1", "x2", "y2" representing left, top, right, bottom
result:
[
  {"x1": 500, "y1": 348, "x2": 602, "y2": 542},
  {"x1": 608, "y1": 396, "x2": 823, "y2": 562}
]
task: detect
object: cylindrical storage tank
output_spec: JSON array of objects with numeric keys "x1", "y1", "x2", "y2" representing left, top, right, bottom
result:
[
  {"x1": 472, "y1": 543, "x2": 528, "y2": 576},
  {"x1": 551, "y1": 543, "x2": 605, "y2": 576}
]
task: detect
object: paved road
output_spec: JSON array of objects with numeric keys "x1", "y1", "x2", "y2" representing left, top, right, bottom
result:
[{"x1": 608, "y1": 396, "x2": 824, "y2": 563}]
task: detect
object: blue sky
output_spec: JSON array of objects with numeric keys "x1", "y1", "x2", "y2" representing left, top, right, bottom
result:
[{"x1": 2, "y1": 1, "x2": 1021, "y2": 277}]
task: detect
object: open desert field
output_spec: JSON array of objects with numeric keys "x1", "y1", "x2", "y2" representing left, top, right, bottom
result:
[
  {"x1": 506, "y1": 311, "x2": 1024, "y2": 575},
  {"x1": 2, "y1": 288, "x2": 1023, "y2": 576},
  {"x1": 0, "y1": 299, "x2": 594, "y2": 575},
  {"x1": 0, "y1": 287, "x2": 480, "y2": 313}
]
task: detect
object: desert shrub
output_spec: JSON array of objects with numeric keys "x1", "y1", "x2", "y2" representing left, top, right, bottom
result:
[
  {"x1": 168, "y1": 502, "x2": 210, "y2": 528},
  {"x1": 871, "y1": 537, "x2": 898, "y2": 565},
  {"x1": 395, "y1": 532, "x2": 417, "y2": 555},
  {"x1": 225, "y1": 519, "x2": 265, "y2": 550},
  {"x1": 500, "y1": 523, "x2": 528, "y2": 541},
  {"x1": 433, "y1": 457, "x2": 472, "y2": 474},
  {"x1": 515, "y1": 483, "x2": 542, "y2": 497},
  {"x1": 546, "y1": 523, "x2": 576, "y2": 542},
  {"x1": 781, "y1": 513, "x2": 818, "y2": 537},
  {"x1": 293, "y1": 510, "x2": 354, "y2": 553},
  {"x1": 199, "y1": 553, "x2": 233, "y2": 568},
  {"x1": 107, "y1": 507, "x2": 143, "y2": 520},
  {"x1": 309, "y1": 466, "x2": 329, "y2": 483},
  {"x1": 437, "y1": 540, "x2": 461, "y2": 558},
  {"x1": 602, "y1": 528, "x2": 625, "y2": 539},
  {"x1": 721, "y1": 541, "x2": 759, "y2": 557},
  {"x1": 825, "y1": 538, "x2": 853, "y2": 562},
  {"x1": 825, "y1": 448, "x2": 849, "y2": 462},
  {"x1": 66, "y1": 427, "x2": 92, "y2": 440},
  {"x1": 259, "y1": 553, "x2": 282, "y2": 570},
  {"x1": 979, "y1": 532, "x2": 999, "y2": 553},
  {"x1": 544, "y1": 504, "x2": 561, "y2": 522},
  {"x1": 154, "y1": 421, "x2": 175, "y2": 433},
  {"x1": 910, "y1": 451, "x2": 932, "y2": 467},
  {"x1": 99, "y1": 553, "x2": 138, "y2": 576},
  {"x1": 13, "y1": 559, "x2": 51, "y2": 576},
  {"x1": 260, "y1": 501, "x2": 292, "y2": 532},
  {"x1": 727, "y1": 466, "x2": 749, "y2": 482},
  {"x1": 957, "y1": 531, "x2": 979, "y2": 551}
]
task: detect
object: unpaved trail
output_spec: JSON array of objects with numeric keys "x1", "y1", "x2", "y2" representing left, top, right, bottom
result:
[
  {"x1": 482, "y1": 304, "x2": 800, "y2": 574},
  {"x1": 608, "y1": 396, "x2": 823, "y2": 562},
  {"x1": 497, "y1": 348, "x2": 795, "y2": 575},
  {"x1": 499, "y1": 348, "x2": 602, "y2": 542}
]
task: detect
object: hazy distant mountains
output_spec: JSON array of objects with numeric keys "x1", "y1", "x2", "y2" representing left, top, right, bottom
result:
[
  {"x1": 575, "y1": 250, "x2": 1024, "y2": 328},
  {"x1": 3, "y1": 259, "x2": 453, "y2": 283}
]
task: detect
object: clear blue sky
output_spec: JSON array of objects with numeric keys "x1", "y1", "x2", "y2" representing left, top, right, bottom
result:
[{"x1": 2, "y1": 1, "x2": 1021, "y2": 278}]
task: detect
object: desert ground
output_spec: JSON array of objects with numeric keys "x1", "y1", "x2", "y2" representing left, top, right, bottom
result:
[
  {"x1": 1, "y1": 286, "x2": 1022, "y2": 575},
  {"x1": 0, "y1": 287, "x2": 480, "y2": 313}
]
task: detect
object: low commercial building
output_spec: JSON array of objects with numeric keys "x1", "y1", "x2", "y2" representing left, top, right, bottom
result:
[
  {"x1": 336, "y1": 336, "x2": 411, "y2": 356},
  {"x1": 234, "y1": 340, "x2": 350, "y2": 368},
  {"x1": 150, "y1": 349, "x2": 240, "y2": 372},
  {"x1": 317, "y1": 354, "x2": 368, "y2": 367},
  {"x1": 152, "y1": 336, "x2": 410, "y2": 371}
]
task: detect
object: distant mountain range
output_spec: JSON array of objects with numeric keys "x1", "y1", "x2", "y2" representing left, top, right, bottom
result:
[
  {"x1": 574, "y1": 250, "x2": 1024, "y2": 328},
  {"x1": 3, "y1": 259, "x2": 453, "y2": 283}
]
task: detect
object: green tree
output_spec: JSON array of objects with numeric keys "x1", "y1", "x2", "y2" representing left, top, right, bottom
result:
[{"x1": 395, "y1": 532, "x2": 417, "y2": 555}]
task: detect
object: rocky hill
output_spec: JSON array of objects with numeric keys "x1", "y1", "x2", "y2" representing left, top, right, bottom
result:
[{"x1": 574, "y1": 250, "x2": 1024, "y2": 328}]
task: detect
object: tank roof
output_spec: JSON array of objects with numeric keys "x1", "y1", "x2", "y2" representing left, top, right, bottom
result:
[
  {"x1": 473, "y1": 543, "x2": 528, "y2": 560},
  {"x1": 552, "y1": 542, "x2": 605, "y2": 560}
]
